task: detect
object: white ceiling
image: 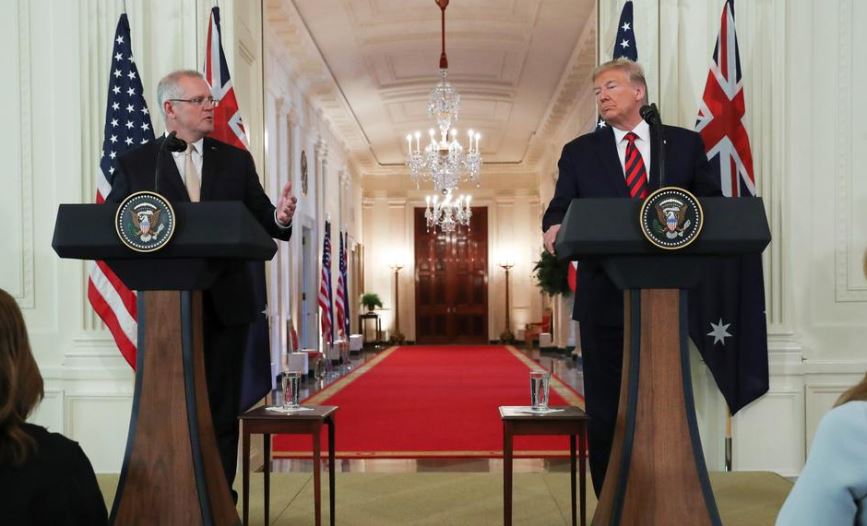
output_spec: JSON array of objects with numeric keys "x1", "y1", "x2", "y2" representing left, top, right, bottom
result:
[{"x1": 266, "y1": 0, "x2": 597, "y2": 179}]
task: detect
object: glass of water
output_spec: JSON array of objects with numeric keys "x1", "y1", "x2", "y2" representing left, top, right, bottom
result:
[
  {"x1": 530, "y1": 370, "x2": 552, "y2": 411},
  {"x1": 282, "y1": 371, "x2": 302, "y2": 410}
]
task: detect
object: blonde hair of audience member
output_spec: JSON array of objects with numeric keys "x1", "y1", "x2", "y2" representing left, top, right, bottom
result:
[
  {"x1": 836, "y1": 372, "x2": 867, "y2": 407},
  {"x1": 0, "y1": 288, "x2": 44, "y2": 465}
]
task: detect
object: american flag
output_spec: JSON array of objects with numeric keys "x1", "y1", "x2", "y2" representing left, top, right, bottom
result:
[
  {"x1": 205, "y1": 6, "x2": 248, "y2": 149},
  {"x1": 87, "y1": 13, "x2": 154, "y2": 369},
  {"x1": 612, "y1": 0, "x2": 637, "y2": 61},
  {"x1": 689, "y1": 0, "x2": 768, "y2": 414},
  {"x1": 335, "y1": 229, "x2": 348, "y2": 339},
  {"x1": 342, "y1": 232, "x2": 350, "y2": 337},
  {"x1": 319, "y1": 221, "x2": 334, "y2": 345},
  {"x1": 204, "y1": 5, "x2": 271, "y2": 411}
]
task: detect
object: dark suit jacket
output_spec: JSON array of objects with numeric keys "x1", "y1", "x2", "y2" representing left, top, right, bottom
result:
[
  {"x1": 542, "y1": 124, "x2": 721, "y2": 326},
  {"x1": 107, "y1": 136, "x2": 292, "y2": 326}
]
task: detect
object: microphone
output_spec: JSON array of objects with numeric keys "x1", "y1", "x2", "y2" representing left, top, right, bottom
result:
[
  {"x1": 154, "y1": 131, "x2": 187, "y2": 194},
  {"x1": 639, "y1": 103, "x2": 661, "y2": 126},
  {"x1": 639, "y1": 103, "x2": 666, "y2": 187}
]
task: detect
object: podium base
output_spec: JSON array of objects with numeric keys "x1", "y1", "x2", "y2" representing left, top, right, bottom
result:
[
  {"x1": 592, "y1": 289, "x2": 721, "y2": 526},
  {"x1": 110, "y1": 291, "x2": 239, "y2": 525}
]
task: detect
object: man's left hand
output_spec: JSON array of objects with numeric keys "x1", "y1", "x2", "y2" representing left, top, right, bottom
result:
[{"x1": 276, "y1": 181, "x2": 297, "y2": 226}]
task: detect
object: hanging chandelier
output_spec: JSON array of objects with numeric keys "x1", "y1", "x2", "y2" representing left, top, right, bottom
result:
[
  {"x1": 424, "y1": 192, "x2": 472, "y2": 234},
  {"x1": 406, "y1": 0, "x2": 482, "y2": 195}
]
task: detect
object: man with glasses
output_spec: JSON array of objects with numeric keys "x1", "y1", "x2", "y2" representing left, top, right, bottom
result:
[{"x1": 107, "y1": 69, "x2": 296, "y2": 500}]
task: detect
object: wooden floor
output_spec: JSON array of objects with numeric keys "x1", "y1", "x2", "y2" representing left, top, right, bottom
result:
[
  {"x1": 96, "y1": 470, "x2": 792, "y2": 526},
  {"x1": 272, "y1": 344, "x2": 583, "y2": 474}
]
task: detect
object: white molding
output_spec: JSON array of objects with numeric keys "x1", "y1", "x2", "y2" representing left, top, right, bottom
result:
[
  {"x1": 834, "y1": 0, "x2": 866, "y2": 302},
  {"x1": 16, "y1": 0, "x2": 34, "y2": 308}
]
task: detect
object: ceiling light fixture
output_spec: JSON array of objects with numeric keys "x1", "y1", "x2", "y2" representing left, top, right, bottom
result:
[{"x1": 406, "y1": 0, "x2": 482, "y2": 196}]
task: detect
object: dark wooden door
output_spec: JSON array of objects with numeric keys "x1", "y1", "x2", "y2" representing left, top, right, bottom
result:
[{"x1": 414, "y1": 207, "x2": 488, "y2": 343}]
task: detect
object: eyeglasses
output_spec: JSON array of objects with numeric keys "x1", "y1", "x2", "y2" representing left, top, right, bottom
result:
[{"x1": 168, "y1": 96, "x2": 220, "y2": 107}]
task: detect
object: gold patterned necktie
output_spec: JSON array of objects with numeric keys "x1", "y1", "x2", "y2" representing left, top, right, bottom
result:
[{"x1": 184, "y1": 143, "x2": 200, "y2": 202}]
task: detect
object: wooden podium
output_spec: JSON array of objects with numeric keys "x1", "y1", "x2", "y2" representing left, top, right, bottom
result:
[
  {"x1": 53, "y1": 202, "x2": 277, "y2": 525},
  {"x1": 555, "y1": 197, "x2": 770, "y2": 525}
]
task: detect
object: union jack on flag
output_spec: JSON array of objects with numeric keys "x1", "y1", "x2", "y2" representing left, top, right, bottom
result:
[
  {"x1": 335, "y1": 229, "x2": 348, "y2": 339},
  {"x1": 88, "y1": 13, "x2": 154, "y2": 369},
  {"x1": 204, "y1": 6, "x2": 248, "y2": 150},
  {"x1": 319, "y1": 221, "x2": 335, "y2": 345},
  {"x1": 695, "y1": 0, "x2": 755, "y2": 198}
]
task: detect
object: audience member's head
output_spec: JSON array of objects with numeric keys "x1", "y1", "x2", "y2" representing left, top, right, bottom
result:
[
  {"x1": 0, "y1": 288, "x2": 44, "y2": 465},
  {"x1": 836, "y1": 371, "x2": 867, "y2": 406}
]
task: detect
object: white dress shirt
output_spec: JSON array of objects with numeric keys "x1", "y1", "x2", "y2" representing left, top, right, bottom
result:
[{"x1": 611, "y1": 120, "x2": 652, "y2": 181}]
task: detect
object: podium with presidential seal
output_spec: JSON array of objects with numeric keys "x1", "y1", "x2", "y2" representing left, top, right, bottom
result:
[
  {"x1": 53, "y1": 198, "x2": 275, "y2": 525},
  {"x1": 555, "y1": 189, "x2": 770, "y2": 526}
]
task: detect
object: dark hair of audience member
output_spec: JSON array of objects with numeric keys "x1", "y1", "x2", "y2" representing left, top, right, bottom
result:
[
  {"x1": 835, "y1": 372, "x2": 867, "y2": 407},
  {"x1": 0, "y1": 288, "x2": 44, "y2": 465}
]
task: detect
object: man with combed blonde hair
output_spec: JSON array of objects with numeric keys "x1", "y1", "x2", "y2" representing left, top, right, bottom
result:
[{"x1": 540, "y1": 58, "x2": 721, "y2": 496}]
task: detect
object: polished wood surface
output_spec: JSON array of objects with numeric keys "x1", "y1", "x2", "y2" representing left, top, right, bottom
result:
[
  {"x1": 592, "y1": 289, "x2": 718, "y2": 526},
  {"x1": 501, "y1": 406, "x2": 588, "y2": 526},
  {"x1": 241, "y1": 406, "x2": 338, "y2": 526},
  {"x1": 111, "y1": 291, "x2": 238, "y2": 525},
  {"x1": 414, "y1": 207, "x2": 488, "y2": 343}
]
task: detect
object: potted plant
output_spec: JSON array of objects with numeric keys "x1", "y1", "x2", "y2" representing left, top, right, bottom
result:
[
  {"x1": 532, "y1": 250, "x2": 571, "y2": 297},
  {"x1": 360, "y1": 293, "x2": 383, "y2": 312}
]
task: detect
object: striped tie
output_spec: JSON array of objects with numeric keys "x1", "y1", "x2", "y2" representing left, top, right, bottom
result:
[{"x1": 624, "y1": 132, "x2": 648, "y2": 199}]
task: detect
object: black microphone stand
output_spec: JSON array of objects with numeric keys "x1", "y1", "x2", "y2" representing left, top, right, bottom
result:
[
  {"x1": 640, "y1": 103, "x2": 666, "y2": 188},
  {"x1": 154, "y1": 131, "x2": 187, "y2": 194}
]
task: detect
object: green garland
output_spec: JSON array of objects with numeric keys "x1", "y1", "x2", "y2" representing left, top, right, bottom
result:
[{"x1": 532, "y1": 250, "x2": 571, "y2": 296}]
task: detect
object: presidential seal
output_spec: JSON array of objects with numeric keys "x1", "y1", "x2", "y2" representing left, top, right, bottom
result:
[
  {"x1": 639, "y1": 187, "x2": 703, "y2": 250},
  {"x1": 115, "y1": 191, "x2": 176, "y2": 253}
]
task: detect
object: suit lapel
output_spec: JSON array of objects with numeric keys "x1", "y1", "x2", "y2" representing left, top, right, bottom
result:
[
  {"x1": 154, "y1": 137, "x2": 190, "y2": 202},
  {"x1": 200, "y1": 138, "x2": 220, "y2": 201},
  {"x1": 594, "y1": 126, "x2": 631, "y2": 197},
  {"x1": 649, "y1": 125, "x2": 661, "y2": 190}
]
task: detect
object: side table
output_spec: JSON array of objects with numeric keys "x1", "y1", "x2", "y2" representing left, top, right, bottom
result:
[
  {"x1": 358, "y1": 311, "x2": 381, "y2": 346},
  {"x1": 499, "y1": 405, "x2": 588, "y2": 526},
  {"x1": 240, "y1": 405, "x2": 338, "y2": 526}
]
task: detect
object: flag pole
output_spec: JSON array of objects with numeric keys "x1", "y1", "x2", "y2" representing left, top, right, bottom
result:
[{"x1": 725, "y1": 408, "x2": 733, "y2": 471}]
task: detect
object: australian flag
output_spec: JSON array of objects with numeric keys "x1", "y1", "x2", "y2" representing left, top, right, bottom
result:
[{"x1": 690, "y1": 0, "x2": 768, "y2": 415}]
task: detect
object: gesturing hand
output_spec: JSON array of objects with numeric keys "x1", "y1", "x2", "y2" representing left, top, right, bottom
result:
[{"x1": 276, "y1": 181, "x2": 297, "y2": 226}]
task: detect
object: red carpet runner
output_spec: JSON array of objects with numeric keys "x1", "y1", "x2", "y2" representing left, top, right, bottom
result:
[{"x1": 272, "y1": 345, "x2": 584, "y2": 459}]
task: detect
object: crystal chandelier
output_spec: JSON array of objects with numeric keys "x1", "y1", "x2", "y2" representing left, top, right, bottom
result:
[
  {"x1": 424, "y1": 192, "x2": 472, "y2": 234},
  {"x1": 406, "y1": 0, "x2": 482, "y2": 195}
]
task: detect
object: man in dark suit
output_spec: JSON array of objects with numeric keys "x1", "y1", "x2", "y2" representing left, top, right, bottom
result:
[
  {"x1": 107, "y1": 70, "x2": 296, "y2": 496},
  {"x1": 542, "y1": 58, "x2": 720, "y2": 496}
]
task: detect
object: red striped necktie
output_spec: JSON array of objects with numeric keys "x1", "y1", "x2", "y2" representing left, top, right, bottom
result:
[{"x1": 624, "y1": 132, "x2": 648, "y2": 199}]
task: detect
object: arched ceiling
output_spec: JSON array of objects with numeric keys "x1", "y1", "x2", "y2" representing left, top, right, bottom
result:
[{"x1": 265, "y1": 0, "x2": 597, "y2": 180}]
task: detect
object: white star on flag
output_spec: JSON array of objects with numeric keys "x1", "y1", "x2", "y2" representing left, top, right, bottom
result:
[
  {"x1": 621, "y1": 22, "x2": 631, "y2": 31},
  {"x1": 620, "y1": 39, "x2": 630, "y2": 49},
  {"x1": 707, "y1": 318, "x2": 733, "y2": 345}
]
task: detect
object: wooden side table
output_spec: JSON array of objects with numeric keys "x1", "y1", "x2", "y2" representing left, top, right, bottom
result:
[
  {"x1": 240, "y1": 405, "x2": 338, "y2": 526},
  {"x1": 499, "y1": 405, "x2": 588, "y2": 526}
]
